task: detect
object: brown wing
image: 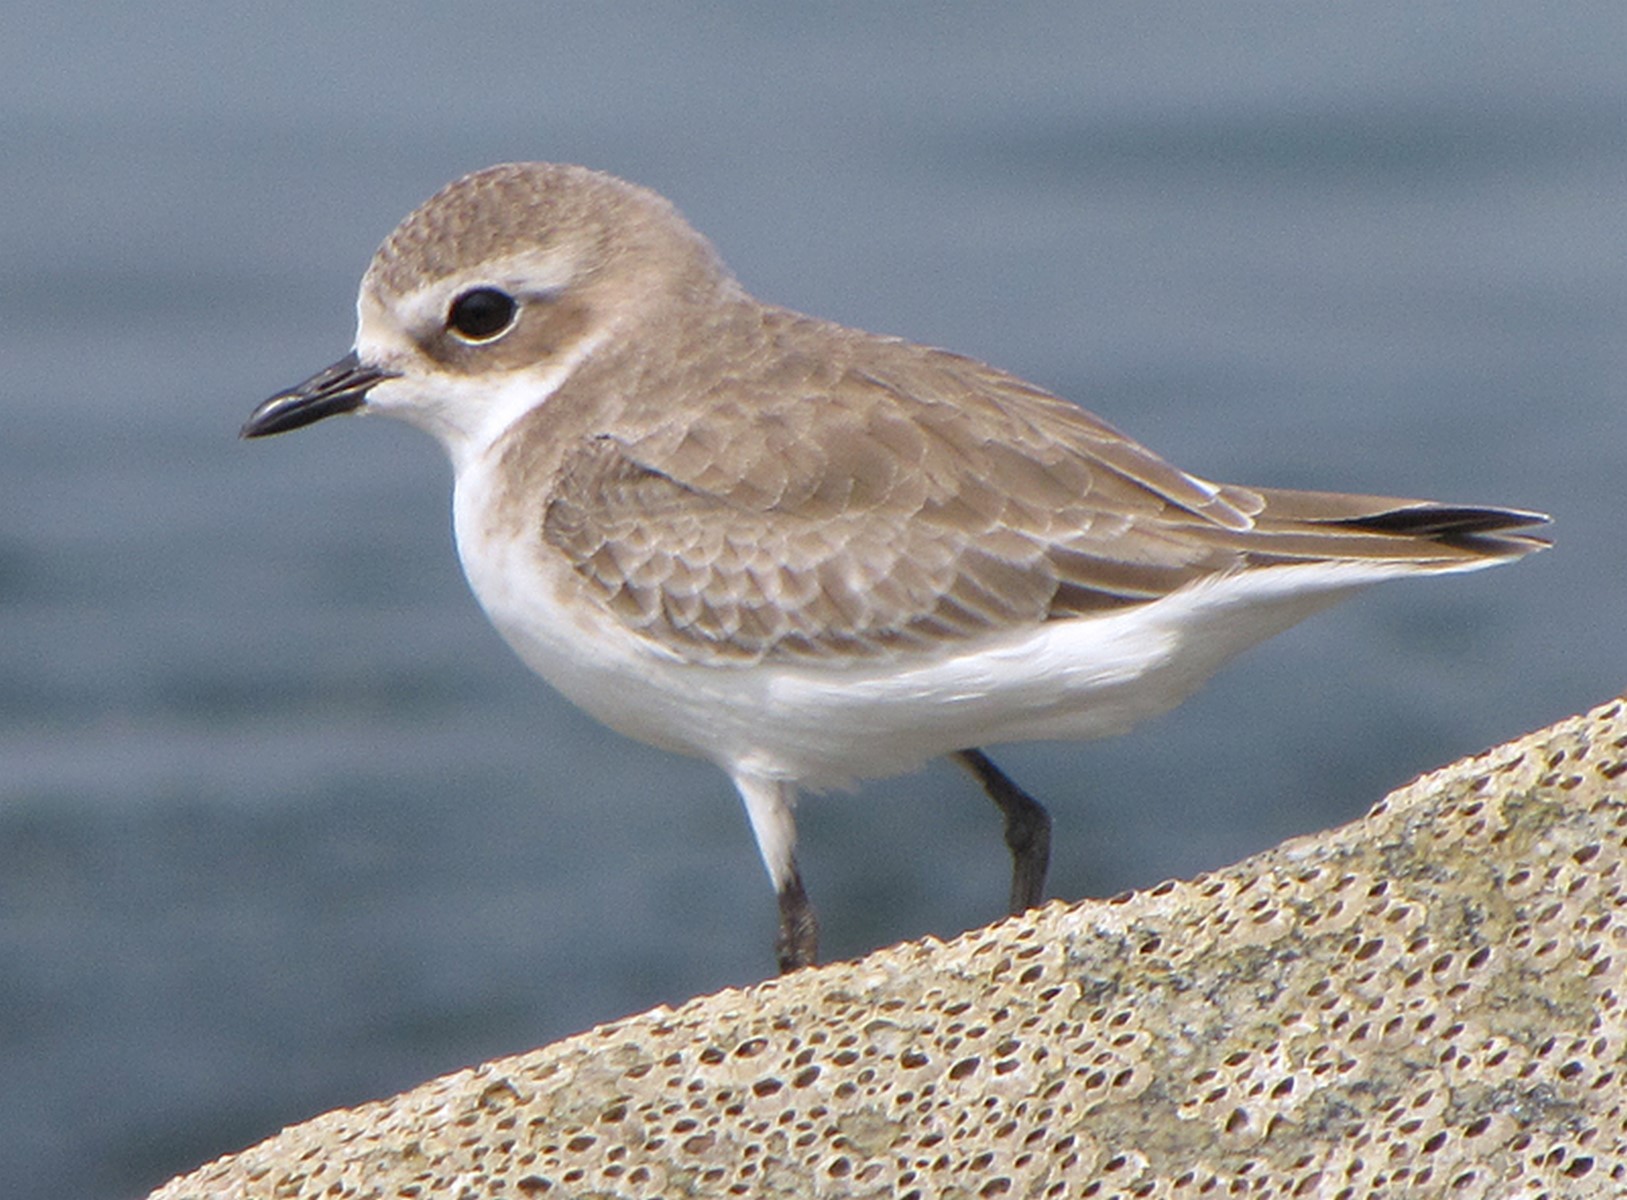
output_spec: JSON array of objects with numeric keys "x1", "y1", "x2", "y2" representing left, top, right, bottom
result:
[{"x1": 542, "y1": 331, "x2": 1545, "y2": 664}]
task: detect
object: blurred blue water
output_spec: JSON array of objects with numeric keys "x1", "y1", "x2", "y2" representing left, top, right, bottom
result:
[{"x1": 2, "y1": 5, "x2": 1625, "y2": 1197}]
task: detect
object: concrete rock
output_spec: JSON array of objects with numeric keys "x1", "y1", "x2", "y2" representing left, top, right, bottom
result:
[{"x1": 153, "y1": 696, "x2": 1627, "y2": 1199}]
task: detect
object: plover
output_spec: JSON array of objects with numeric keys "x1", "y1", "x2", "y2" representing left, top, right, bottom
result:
[{"x1": 244, "y1": 162, "x2": 1547, "y2": 973}]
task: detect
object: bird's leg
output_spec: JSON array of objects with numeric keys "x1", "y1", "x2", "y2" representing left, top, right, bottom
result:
[
  {"x1": 735, "y1": 773, "x2": 820, "y2": 973},
  {"x1": 953, "y1": 748, "x2": 1052, "y2": 914},
  {"x1": 775, "y1": 862, "x2": 820, "y2": 973}
]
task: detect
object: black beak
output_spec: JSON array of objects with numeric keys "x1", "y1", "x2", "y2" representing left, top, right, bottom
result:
[{"x1": 241, "y1": 351, "x2": 399, "y2": 439}]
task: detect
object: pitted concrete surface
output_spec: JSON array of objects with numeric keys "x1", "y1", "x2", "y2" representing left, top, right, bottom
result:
[{"x1": 153, "y1": 696, "x2": 1627, "y2": 1199}]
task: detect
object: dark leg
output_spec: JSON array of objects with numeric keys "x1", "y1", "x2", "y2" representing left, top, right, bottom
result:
[
  {"x1": 736, "y1": 774, "x2": 819, "y2": 974},
  {"x1": 775, "y1": 862, "x2": 820, "y2": 973},
  {"x1": 953, "y1": 748, "x2": 1052, "y2": 914}
]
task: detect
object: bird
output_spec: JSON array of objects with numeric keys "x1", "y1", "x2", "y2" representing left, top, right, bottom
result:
[{"x1": 243, "y1": 162, "x2": 1548, "y2": 974}]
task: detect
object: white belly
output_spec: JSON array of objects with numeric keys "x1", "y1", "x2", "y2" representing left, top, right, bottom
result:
[
  {"x1": 454, "y1": 470, "x2": 1140, "y2": 784},
  {"x1": 451, "y1": 456, "x2": 1481, "y2": 790}
]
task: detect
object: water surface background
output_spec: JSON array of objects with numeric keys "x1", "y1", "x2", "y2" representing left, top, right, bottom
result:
[{"x1": 3, "y1": 6, "x2": 1625, "y2": 1197}]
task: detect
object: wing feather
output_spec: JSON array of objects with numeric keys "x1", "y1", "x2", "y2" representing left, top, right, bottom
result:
[{"x1": 539, "y1": 326, "x2": 1544, "y2": 663}]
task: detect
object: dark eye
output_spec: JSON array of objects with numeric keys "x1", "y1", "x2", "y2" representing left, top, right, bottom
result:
[{"x1": 447, "y1": 287, "x2": 518, "y2": 341}]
